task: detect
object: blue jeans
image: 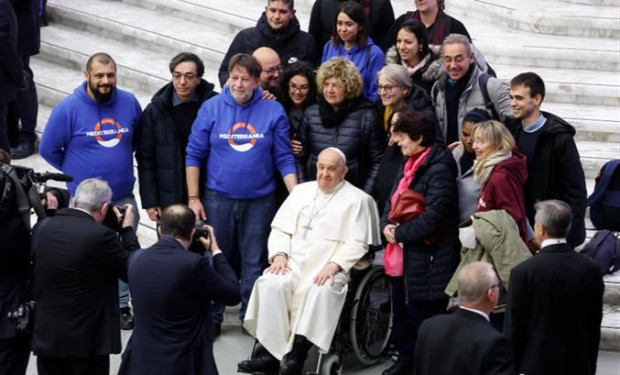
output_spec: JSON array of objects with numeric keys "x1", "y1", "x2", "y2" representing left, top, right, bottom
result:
[
  {"x1": 112, "y1": 194, "x2": 140, "y2": 309},
  {"x1": 204, "y1": 190, "x2": 276, "y2": 324}
]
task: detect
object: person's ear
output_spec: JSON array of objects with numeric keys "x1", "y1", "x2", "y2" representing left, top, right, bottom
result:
[{"x1": 100, "y1": 201, "x2": 110, "y2": 216}]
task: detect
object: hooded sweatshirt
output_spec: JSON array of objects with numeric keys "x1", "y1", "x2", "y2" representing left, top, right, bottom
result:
[
  {"x1": 185, "y1": 86, "x2": 296, "y2": 199},
  {"x1": 477, "y1": 150, "x2": 529, "y2": 241},
  {"x1": 40, "y1": 82, "x2": 141, "y2": 200},
  {"x1": 321, "y1": 38, "x2": 385, "y2": 102}
]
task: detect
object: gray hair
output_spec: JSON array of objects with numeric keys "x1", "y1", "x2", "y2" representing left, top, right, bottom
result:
[
  {"x1": 72, "y1": 178, "x2": 112, "y2": 212},
  {"x1": 457, "y1": 262, "x2": 498, "y2": 305},
  {"x1": 377, "y1": 64, "x2": 412, "y2": 89},
  {"x1": 534, "y1": 199, "x2": 572, "y2": 238},
  {"x1": 442, "y1": 33, "x2": 472, "y2": 55}
]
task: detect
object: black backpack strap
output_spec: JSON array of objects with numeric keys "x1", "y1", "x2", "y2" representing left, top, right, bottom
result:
[{"x1": 478, "y1": 72, "x2": 500, "y2": 121}]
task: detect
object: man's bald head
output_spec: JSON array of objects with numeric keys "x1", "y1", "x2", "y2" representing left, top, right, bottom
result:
[
  {"x1": 253, "y1": 47, "x2": 282, "y2": 90},
  {"x1": 457, "y1": 262, "x2": 500, "y2": 313},
  {"x1": 159, "y1": 204, "x2": 196, "y2": 240},
  {"x1": 316, "y1": 148, "x2": 348, "y2": 192}
]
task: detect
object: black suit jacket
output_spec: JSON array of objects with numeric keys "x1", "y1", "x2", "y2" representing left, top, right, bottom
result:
[
  {"x1": 414, "y1": 308, "x2": 514, "y2": 375},
  {"x1": 505, "y1": 243, "x2": 604, "y2": 375},
  {"x1": 118, "y1": 236, "x2": 240, "y2": 375},
  {"x1": 32, "y1": 208, "x2": 139, "y2": 357}
]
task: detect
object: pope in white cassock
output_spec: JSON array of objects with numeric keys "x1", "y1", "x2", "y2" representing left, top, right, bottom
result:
[{"x1": 238, "y1": 147, "x2": 381, "y2": 375}]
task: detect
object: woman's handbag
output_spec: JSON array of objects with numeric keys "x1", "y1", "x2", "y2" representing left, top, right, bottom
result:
[{"x1": 389, "y1": 189, "x2": 425, "y2": 223}]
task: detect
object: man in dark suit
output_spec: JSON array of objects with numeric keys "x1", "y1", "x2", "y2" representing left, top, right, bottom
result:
[
  {"x1": 0, "y1": 0, "x2": 25, "y2": 153},
  {"x1": 118, "y1": 204, "x2": 240, "y2": 375},
  {"x1": 414, "y1": 261, "x2": 514, "y2": 375},
  {"x1": 32, "y1": 178, "x2": 139, "y2": 375},
  {"x1": 505, "y1": 199, "x2": 604, "y2": 375}
]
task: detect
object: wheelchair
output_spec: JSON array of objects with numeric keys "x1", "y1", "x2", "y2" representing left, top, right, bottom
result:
[{"x1": 247, "y1": 263, "x2": 392, "y2": 375}]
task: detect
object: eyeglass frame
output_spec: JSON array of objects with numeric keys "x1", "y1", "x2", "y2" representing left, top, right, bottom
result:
[
  {"x1": 377, "y1": 84, "x2": 403, "y2": 94},
  {"x1": 261, "y1": 65, "x2": 283, "y2": 77}
]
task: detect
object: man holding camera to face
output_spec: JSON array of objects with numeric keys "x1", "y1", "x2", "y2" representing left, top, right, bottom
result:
[
  {"x1": 118, "y1": 204, "x2": 240, "y2": 375},
  {"x1": 32, "y1": 178, "x2": 139, "y2": 375}
]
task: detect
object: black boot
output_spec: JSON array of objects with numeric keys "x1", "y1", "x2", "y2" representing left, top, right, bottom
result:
[
  {"x1": 279, "y1": 335, "x2": 312, "y2": 375},
  {"x1": 238, "y1": 344, "x2": 280, "y2": 374},
  {"x1": 381, "y1": 355, "x2": 413, "y2": 375}
]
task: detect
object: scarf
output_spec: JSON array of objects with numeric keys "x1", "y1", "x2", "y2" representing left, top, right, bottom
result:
[
  {"x1": 317, "y1": 95, "x2": 364, "y2": 129},
  {"x1": 402, "y1": 53, "x2": 431, "y2": 77},
  {"x1": 474, "y1": 151, "x2": 512, "y2": 186},
  {"x1": 385, "y1": 147, "x2": 432, "y2": 276}
]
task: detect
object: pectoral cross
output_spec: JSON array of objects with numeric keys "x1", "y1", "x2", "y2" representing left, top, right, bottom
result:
[{"x1": 302, "y1": 223, "x2": 313, "y2": 238}]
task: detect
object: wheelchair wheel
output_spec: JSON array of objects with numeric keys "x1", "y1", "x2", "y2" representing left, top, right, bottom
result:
[
  {"x1": 349, "y1": 266, "x2": 392, "y2": 366},
  {"x1": 319, "y1": 353, "x2": 342, "y2": 375}
]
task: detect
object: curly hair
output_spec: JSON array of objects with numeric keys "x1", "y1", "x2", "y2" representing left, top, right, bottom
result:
[
  {"x1": 278, "y1": 60, "x2": 317, "y2": 111},
  {"x1": 316, "y1": 57, "x2": 363, "y2": 100}
]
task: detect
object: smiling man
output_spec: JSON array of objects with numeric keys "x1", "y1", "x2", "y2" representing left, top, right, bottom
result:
[
  {"x1": 238, "y1": 147, "x2": 381, "y2": 375},
  {"x1": 217, "y1": 0, "x2": 316, "y2": 87},
  {"x1": 136, "y1": 52, "x2": 218, "y2": 223},
  {"x1": 432, "y1": 34, "x2": 512, "y2": 145},
  {"x1": 505, "y1": 72, "x2": 587, "y2": 247},
  {"x1": 40, "y1": 52, "x2": 142, "y2": 330}
]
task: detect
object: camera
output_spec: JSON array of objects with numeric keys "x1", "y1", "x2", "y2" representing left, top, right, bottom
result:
[
  {"x1": 189, "y1": 220, "x2": 211, "y2": 254},
  {"x1": 103, "y1": 205, "x2": 127, "y2": 231}
]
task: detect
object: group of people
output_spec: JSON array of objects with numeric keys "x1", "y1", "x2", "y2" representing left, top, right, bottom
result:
[{"x1": 0, "y1": 0, "x2": 605, "y2": 375}]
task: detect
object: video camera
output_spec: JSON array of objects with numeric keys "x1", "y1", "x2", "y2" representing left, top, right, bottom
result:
[{"x1": 0, "y1": 163, "x2": 72, "y2": 227}]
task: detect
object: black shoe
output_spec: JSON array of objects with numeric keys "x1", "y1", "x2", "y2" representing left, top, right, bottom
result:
[
  {"x1": 279, "y1": 336, "x2": 311, "y2": 375},
  {"x1": 381, "y1": 356, "x2": 413, "y2": 375},
  {"x1": 119, "y1": 307, "x2": 134, "y2": 330},
  {"x1": 10, "y1": 142, "x2": 34, "y2": 160},
  {"x1": 212, "y1": 323, "x2": 221, "y2": 340},
  {"x1": 237, "y1": 351, "x2": 280, "y2": 374}
]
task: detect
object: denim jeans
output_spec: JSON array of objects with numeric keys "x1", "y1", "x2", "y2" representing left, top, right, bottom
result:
[
  {"x1": 204, "y1": 190, "x2": 276, "y2": 324},
  {"x1": 112, "y1": 194, "x2": 140, "y2": 309}
]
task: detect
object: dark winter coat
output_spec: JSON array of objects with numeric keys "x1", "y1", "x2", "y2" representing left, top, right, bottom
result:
[
  {"x1": 381, "y1": 144, "x2": 460, "y2": 301},
  {"x1": 298, "y1": 98, "x2": 385, "y2": 195},
  {"x1": 309, "y1": 0, "x2": 394, "y2": 63},
  {"x1": 507, "y1": 113, "x2": 586, "y2": 247},
  {"x1": 12, "y1": 0, "x2": 39, "y2": 59},
  {"x1": 218, "y1": 12, "x2": 316, "y2": 87},
  {"x1": 0, "y1": 0, "x2": 24, "y2": 103},
  {"x1": 136, "y1": 80, "x2": 217, "y2": 210}
]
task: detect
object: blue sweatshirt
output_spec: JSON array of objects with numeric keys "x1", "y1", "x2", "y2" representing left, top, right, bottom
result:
[
  {"x1": 40, "y1": 82, "x2": 142, "y2": 200},
  {"x1": 321, "y1": 38, "x2": 385, "y2": 102},
  {"x1": 185, "y1": 86, "x2": 296, "y2": 199}
]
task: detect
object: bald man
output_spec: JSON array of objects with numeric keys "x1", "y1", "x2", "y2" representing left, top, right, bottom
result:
[
  {"x1": 239, "y1": 148, "x2": 381, "y2": 375},
  {"x1": 414, "y1": 262, "x2": 514, "y2": 375},
  {"x1": 253, "y1": 47, "x2": 282, "y2": 93}
]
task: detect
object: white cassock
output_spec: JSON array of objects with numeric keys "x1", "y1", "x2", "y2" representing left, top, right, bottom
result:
[{"x1": 243, "y1": 180, "x2": 381, "y2": 360}]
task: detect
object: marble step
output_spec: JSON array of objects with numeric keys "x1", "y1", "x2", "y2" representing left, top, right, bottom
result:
[
  {"x1": 559, "y1": 0, "x2": 619, "y2": 6},
  {"x1": 493, "y1": 64, "x2": 620, "y2": 107},
  {"x1": 601, "y1": 305, "x2": 620, "y2": 351},
  {"x1": 448, "y1": 0, "x2": 619, "y2": 39},
  {"x1": 605, "y1": 272, "x2": 620, "y2": 306},
  {"x1": 47, "y1": 0, "x2": 227, "y2": 68},
  {"x1": 539, "y1": 103, "x2": 619, "y2": 143}
]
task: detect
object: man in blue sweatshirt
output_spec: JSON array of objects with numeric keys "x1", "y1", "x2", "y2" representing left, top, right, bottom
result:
[
  {"x1": 186, "y1": 53, "x2": 297, "y2": 338},
  {"x1": 40, "y1": 52, "x2": 141, "y2": 331}
]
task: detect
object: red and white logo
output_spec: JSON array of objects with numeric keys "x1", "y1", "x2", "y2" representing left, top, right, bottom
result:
[{"x1": 86, "y1": 118, "x2": 129, "y2": 148}]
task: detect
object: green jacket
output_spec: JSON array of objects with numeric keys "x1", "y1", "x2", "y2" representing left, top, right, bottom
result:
[{"x1": 445, "y1": 210, "x2": 531, "y2": 311}]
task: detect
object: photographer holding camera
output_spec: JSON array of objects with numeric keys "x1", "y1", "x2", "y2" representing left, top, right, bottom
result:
[
  {"x1": 32, "y1": 178, "x2": 139, "y2": 375},
  {"x1": 118, "y1": 204, "x2": 240, "y2": 375}
]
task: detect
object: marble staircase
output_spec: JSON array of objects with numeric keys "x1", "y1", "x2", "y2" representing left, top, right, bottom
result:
[{"x1": 25, "y1": 0, "x2": 620, "y2": 352}]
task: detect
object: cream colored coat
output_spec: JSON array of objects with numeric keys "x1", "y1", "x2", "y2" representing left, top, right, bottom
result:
[{"x1": 243, "y1": 181, "x2": 381, "y2": 359}]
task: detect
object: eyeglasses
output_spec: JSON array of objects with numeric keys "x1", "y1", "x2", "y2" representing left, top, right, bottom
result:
[
  {"x1": 262, "y1": 65, "x2": 283, "y2": 77},
  {"x1": 289, "y1": 83, "x2": 310, "y2": 93},
  {"x1": 172, "y1": 73, "x2": 197, "y2": 81},
  {"x1": 377, "y1": 85, "x2": 403, "y2": 94}
]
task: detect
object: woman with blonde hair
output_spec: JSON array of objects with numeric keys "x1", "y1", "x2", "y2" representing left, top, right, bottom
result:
[
  {"x1": 473, "y1": 120, "x2": 528, "y2": 241},
  {"x1": 297, "y1": 57, "x2": 385, "y2": 194}
]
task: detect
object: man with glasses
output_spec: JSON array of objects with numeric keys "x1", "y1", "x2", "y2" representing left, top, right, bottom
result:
[
  {"x1": 414, "y1": 262, "x2": 514, "y2": 375},
  {"x1": 431, "y1": 34, "x2": 512, "y2": 145},
  {"x1": 253, "y1": 47, "x2": 283, "y2": 97},
  {"x1": 217, "y1": 0, "x2": 316, "y2": 87},
  {"x1": 136, "y1": 52, "x2": 218, "y2": 224}
]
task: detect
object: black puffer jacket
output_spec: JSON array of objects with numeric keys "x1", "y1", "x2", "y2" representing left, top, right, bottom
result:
[
  {"x1": 298, "y1": 98, "x2": 385, "y2": 195},
  {"x1": 381, "y1": 144, "x2": 460, "y2": 301},
  {"x1": 218, "y1": 13, "x2": 316, "y2": 87},
  {"x1": 136, "y1": 80, "x2": 217, "y2": 209}
]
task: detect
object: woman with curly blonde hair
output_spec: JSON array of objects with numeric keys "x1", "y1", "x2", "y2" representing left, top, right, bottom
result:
[
  {"x1": 297, "y1": 57, "x2": 385, "y2": 194},
  {"x1": 473, "y1": 120, "x2": 529, "y2": 241}
]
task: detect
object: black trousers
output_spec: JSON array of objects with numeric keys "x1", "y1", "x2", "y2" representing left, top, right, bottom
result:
[
  {"x1": 0, "y1": 333, "x2": 31, "y2": 375},
  {"x1": 7, "y1": 57, "x2": 38, "y2": 146},
  {"x1": 37, "y1": 355, "x2": 109, "y2": 375},
  {"x1": 0, "y1": 101, "x2": 9, "y2": 152}
]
